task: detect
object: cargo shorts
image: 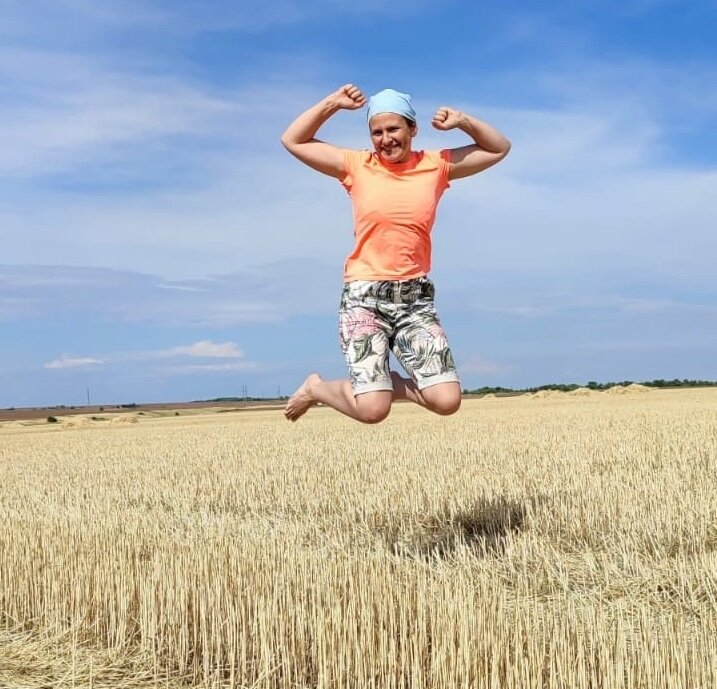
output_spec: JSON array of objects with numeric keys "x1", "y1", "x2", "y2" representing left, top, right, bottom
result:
[{"x1": 338, "y1": 277, "x2": 460, "y2": 395}]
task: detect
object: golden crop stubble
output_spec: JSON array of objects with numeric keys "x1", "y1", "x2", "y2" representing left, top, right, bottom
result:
[{"x1": 1, "y1": 389, "x2": 716, "y2": 688}]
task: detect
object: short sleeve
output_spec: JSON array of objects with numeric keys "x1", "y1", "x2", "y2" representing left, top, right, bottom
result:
[
  {"x1": 438, "y1": 149, "x2": 452, "y2": 190},
  {"x1": 340, "y1": 149, "x2": 362, "y2": 192}
]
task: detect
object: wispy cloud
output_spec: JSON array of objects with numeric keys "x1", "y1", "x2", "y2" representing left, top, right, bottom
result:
[
  {"x1": 0, "y1": 263, "x2": 339, "y2": 325},
  {"x1": 1, "y1": 0, "x2": 166, "y2": 38},
  {"x1": 1, "y1": 0, "x2": 440, "y2": 52},
  {"x1": 450, "y1": 289, "x2": 717, "y2": 320},
  {"x1": 0, "y1": 47, "x2": 241, "y2": 179},
  {"x1": 154, "y1": 340, "x2": 245, "y2": 359},
  {"x1": 44, "y1": 356, "x2": 106, "y2": 370},
  {"x1": 111, "y1": 0, "x2": 439, "y2": 33},
  {"x1": 41, "y1": 340, "x2": 259, "y2": 375}
]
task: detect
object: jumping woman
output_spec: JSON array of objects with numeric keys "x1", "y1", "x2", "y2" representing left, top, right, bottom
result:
[{"x1": 281, "y1": 84, "x2": 510, "y2": 423}]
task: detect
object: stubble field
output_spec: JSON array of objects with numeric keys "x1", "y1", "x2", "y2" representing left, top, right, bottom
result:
[{"x1": 1, "y1": 388, "x2": 716, "y2": 688}]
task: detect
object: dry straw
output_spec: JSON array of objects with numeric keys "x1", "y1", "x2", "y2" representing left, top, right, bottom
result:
[{"x1": 1, "y1": 389, "x2": 717, "y2": 687}]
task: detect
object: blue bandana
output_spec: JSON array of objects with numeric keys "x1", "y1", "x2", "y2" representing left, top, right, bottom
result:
[{"x1": 366, "y1": 89, "x2": 416, "y2": 123}]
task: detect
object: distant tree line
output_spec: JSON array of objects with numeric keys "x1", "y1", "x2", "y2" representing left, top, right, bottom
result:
[{"x1": 463, "y1": 379, "x2": 717, "y2": 395}]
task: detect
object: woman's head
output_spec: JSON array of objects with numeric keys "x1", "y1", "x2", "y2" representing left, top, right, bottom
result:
[{"x1": 367, "y1": 89, "x2": 418, "y2": 164}]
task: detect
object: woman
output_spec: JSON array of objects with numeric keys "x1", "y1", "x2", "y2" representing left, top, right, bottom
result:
[{"x1": 281, "y1": 84, "x2": 510, "y2": 423}]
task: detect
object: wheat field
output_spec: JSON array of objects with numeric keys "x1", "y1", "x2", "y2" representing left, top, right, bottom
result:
[{"x1": 1, "y1": 388, "x2": 716, "y2": 688}]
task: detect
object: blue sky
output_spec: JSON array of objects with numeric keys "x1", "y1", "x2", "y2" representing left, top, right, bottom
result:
[{"x1": 1, "y1": 0, "x2": 715, "y2": 407}]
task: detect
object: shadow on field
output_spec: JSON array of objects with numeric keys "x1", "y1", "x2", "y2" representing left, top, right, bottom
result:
[{"x1": 389, "y1": 496, "x2": 536, "y2": 563}]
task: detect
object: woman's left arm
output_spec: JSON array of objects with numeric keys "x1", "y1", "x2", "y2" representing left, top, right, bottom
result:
[{"x1": 432, "y1": 107, "x2": 511, "y2": 180}]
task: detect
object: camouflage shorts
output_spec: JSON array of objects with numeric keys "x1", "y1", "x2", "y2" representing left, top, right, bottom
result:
[{"x1": 339, "y1": 277, "x2": 460, "y2": 395}]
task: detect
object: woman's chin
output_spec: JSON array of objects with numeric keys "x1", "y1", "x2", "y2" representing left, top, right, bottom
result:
[{"x1": 380, "y1": 150, "x2": 408, "y2": 163}]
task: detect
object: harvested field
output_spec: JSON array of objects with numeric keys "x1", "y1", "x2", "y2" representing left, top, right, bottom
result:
[
  {"x1": 1, "y1": 389, "x2": 717, "y2": 688},
  {"x1": 0, "y1": 400, "x2": 284, "y2": 424}
]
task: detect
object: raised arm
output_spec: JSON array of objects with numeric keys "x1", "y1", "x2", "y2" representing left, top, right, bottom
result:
[
  {"x1": 280, "y1": 84, "x2": 366, "y2": 179},
  {"x1": 432, "y1": 107, "x2": 511, "y2": 181}
]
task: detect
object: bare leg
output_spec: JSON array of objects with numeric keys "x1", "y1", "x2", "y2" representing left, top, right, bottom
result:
[
  {"x1": 285, "y1": 372, "x2": 460, "y2": 423},
  {"x1": 285, "y1": 373, "x2": 392, "y2": 424},
  {"x1": 390, "y1": 372, "x2": 462, "y2": 416}
]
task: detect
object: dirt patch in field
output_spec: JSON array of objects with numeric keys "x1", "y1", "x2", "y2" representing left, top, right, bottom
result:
[{"x1": 0, "y1": 400, "x2": 284, "y2": 423}]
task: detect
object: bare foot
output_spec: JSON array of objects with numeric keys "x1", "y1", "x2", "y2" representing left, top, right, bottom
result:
[{"x1": 284, "y1": 373, "x2": 322, "y2": 421}]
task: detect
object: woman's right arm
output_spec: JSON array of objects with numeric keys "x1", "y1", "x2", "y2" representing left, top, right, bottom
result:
[{"x1": 280, "y1": 84, "x2": 366, "y2": 179}]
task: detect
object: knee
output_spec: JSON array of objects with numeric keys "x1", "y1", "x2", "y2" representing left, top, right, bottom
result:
[
  {"x1": 357, "y1": 404, "x2": 391, "y2": 425},
  {"x1": 430, "y1": 393, "x2": 461, "y2": 416}
]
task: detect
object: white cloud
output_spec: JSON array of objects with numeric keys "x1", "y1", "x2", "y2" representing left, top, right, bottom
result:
[
  {"x1": 157, "y1": 283, "x2": 207, "y2": 293},
  {"x1": 44, "y1": 356, "x2": 105, "y2": 369},
  {"x1": 157, "y1": 340, "x2": 245, "y2": 359}
]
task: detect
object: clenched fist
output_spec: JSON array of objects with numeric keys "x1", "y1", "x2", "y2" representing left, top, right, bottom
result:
[
  {"x1": 432, "y1": 106, "x2": 464, "y2": 131},
  {"x1": 331, "y1": 84, "x2": 367, "y2": 111}
]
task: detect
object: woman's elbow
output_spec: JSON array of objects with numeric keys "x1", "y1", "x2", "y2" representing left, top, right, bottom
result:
[{"x1": 497, "y1": 139, "x2": 511, "y2": 159}]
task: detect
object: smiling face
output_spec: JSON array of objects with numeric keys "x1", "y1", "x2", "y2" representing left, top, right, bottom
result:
[{"x1": 369, "y1": 113, "x2": 417, "y2": 164}]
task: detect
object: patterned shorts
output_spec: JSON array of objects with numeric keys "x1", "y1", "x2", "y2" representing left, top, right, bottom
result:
[{"x1": 339, "y1": 277, "x2": 460, "y2": 395}]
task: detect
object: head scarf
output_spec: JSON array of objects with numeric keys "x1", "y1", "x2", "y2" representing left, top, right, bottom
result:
[{"x1": 366, "y1": 88, "x2": 416, "y2": 123}]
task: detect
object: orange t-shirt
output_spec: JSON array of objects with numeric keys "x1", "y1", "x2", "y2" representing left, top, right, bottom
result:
[{"x1": 340, "y1": 149, "x2": 452, "y2": 282}]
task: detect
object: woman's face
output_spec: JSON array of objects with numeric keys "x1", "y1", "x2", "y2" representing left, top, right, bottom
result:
[{"x1": 369, "y1": 113, "x2": 416, "y2": 164}]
